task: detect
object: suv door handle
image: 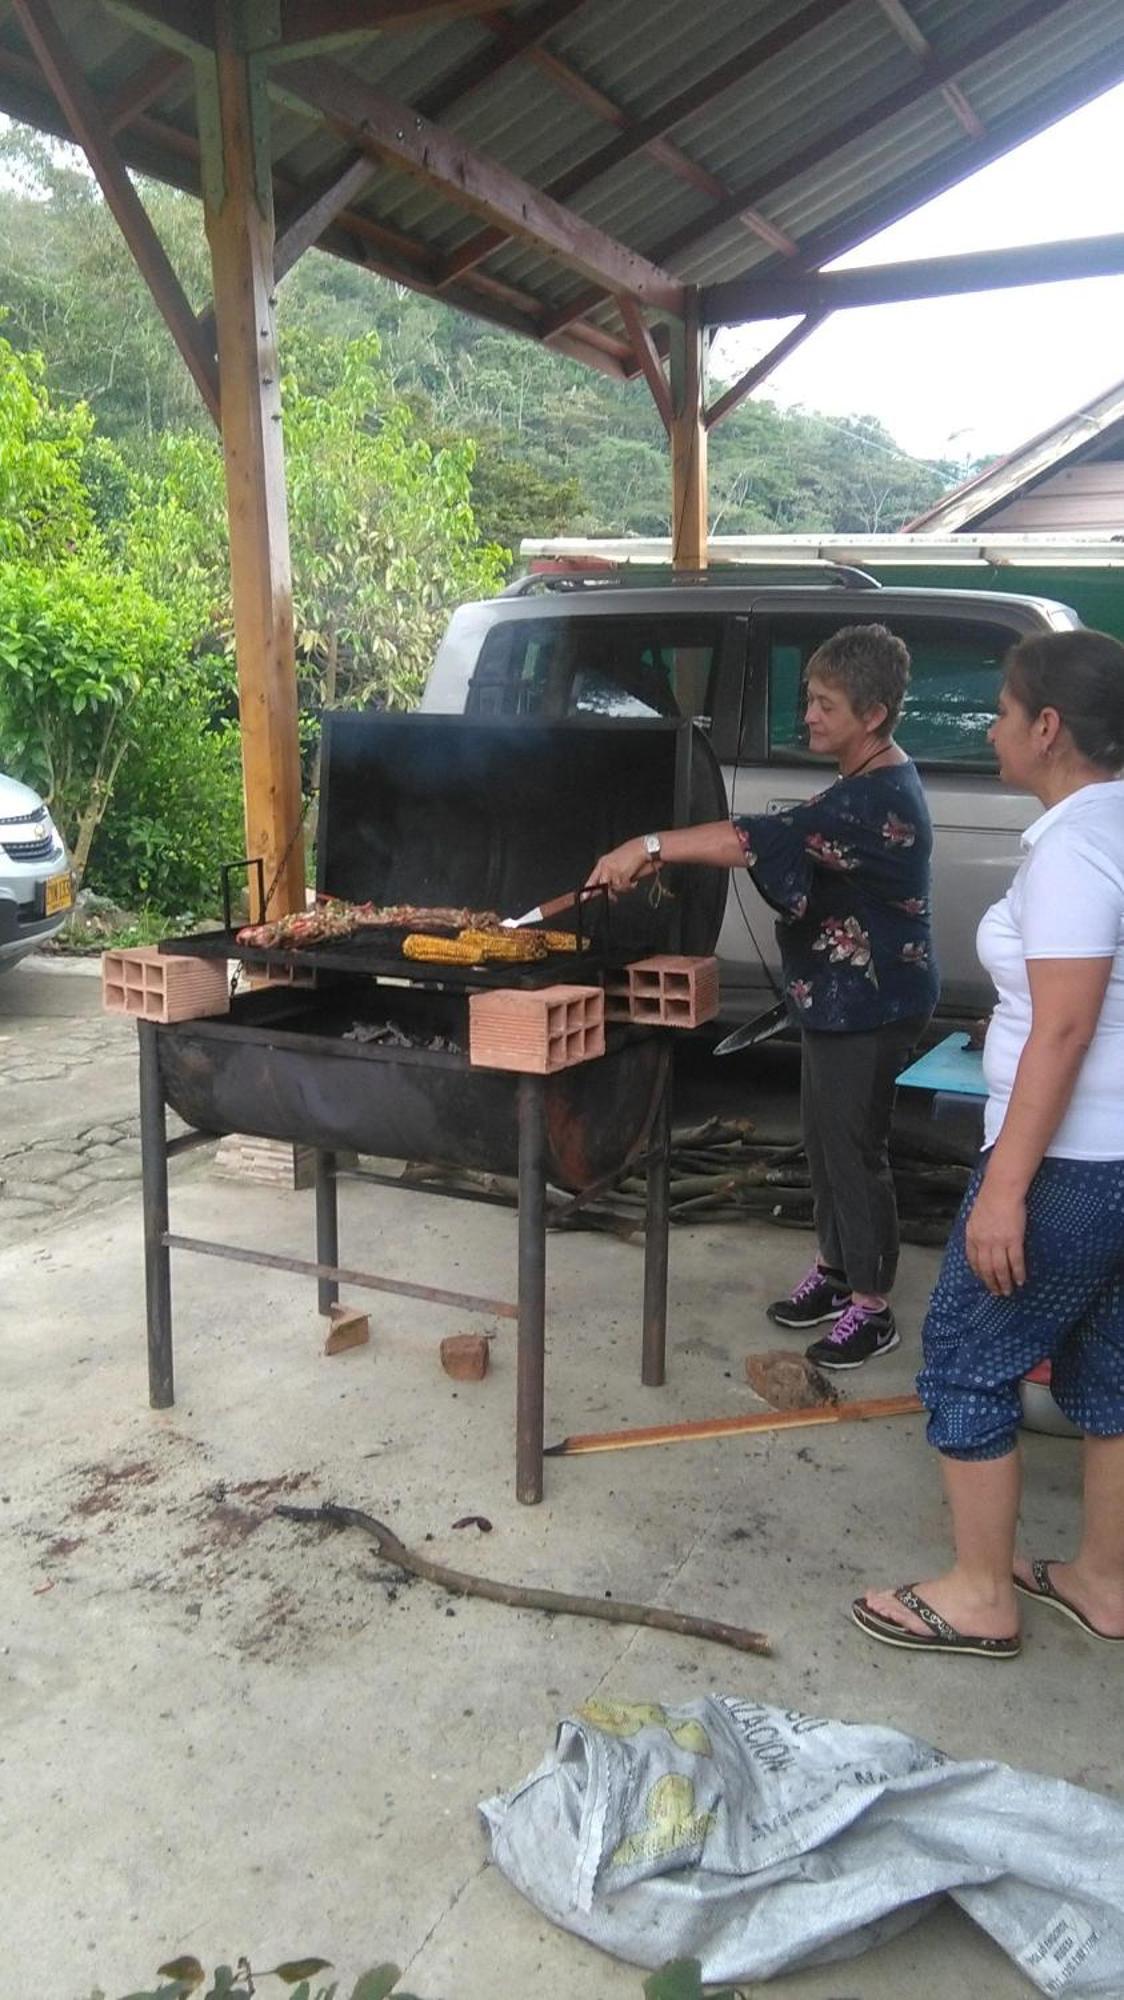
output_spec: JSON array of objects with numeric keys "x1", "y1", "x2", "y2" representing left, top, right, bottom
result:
[{"x1": 766, "y1": 798, "x2": 801, "y2": 815}]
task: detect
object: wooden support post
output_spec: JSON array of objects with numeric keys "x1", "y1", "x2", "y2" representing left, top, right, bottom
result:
[
  {"x1": 668, "y1": 289, "x2": 707, "y2": 571},
  {"x1": 199, "y1": 8, "x2": 305, "y2": 921}
]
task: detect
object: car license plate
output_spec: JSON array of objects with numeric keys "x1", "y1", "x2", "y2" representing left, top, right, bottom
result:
[{"x1": 45, "y1": 874, "x2": 73, "y2": 916}]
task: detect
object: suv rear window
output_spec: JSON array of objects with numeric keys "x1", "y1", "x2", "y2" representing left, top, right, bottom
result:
[
  {"x1": 766, "y1": 616, "x2": 1017, "y2": 768},
  {"x1": 467, "y1": 616, "x2": 722, "y2": 722}
]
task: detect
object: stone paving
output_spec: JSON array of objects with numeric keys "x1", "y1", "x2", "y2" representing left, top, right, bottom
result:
[{"x1": 0, "y1": 961, "x2": 199, "y2": 1248}]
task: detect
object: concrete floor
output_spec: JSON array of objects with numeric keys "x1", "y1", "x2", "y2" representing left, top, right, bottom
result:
[{"x1": 1, "y1": 961, "x2": 1120, "y2": 1999}]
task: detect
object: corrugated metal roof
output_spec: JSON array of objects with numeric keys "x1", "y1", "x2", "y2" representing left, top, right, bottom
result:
[{"x1": 1, "y1": 0, "x2": 1122, "y2": 383}]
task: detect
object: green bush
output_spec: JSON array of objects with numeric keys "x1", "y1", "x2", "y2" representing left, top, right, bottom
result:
[{"x1": 86, "y1": 670, "x2": 245, "y2": 916}]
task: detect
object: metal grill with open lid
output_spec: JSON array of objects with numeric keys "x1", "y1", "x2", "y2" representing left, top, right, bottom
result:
[{"x1": 142, "y1": 713, "x2": 727, "y2": 1500}]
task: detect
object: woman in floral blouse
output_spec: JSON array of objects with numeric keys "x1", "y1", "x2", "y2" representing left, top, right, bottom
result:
[{"x1": 587, "y1": 623, "x2": 939, "y2": 1370}]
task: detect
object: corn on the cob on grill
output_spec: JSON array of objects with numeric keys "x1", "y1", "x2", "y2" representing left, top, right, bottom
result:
[
  {"x1": 403, "y1": 929, "x2": 549, "y2": 964},
  {"x1": 540, "y1": 931, "x2": 587, "y2": 953}
]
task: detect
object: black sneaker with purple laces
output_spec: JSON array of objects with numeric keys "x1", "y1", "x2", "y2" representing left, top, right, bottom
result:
[
  {"x1": 805, "y1": 1299, "x2": 900, "y2": 1371},
  {"x1": 766, "y1": 1264, "x2": 851, "y2": 1330}
]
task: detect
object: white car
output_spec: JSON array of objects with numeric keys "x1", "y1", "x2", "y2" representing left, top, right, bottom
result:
[{"x1": 0, "y1": 771, "x2": 73, "y2": 973}]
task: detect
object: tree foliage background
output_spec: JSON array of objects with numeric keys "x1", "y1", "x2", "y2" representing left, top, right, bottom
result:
[{"x1": 0, "y1": 126, "x2": 968, "y2": 916}]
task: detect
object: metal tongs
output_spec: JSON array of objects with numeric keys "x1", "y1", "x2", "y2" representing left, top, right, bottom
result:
[{"x1": 501, "y1": 885, "x2": 605, "y2": 930}]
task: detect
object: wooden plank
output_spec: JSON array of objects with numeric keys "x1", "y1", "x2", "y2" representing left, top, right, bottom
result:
[
  {"x1": 438, "y1": 3, "x2": 824, "y2": 284},
  {"x1": 278, "y1": 57, "x2": 684, "y2": 313},
  {"x1": 105, "y1": 0, "x2": 213, "y2": 55},
  {"x1": 103, "y1": 46, "x2": 188, "y2": 133},
  {"x1": 703, "y1": 231, "x2": 1124, "y2": 324},
  {"x1": 619, "y1": 298, "x2": 672, "y2": 434},
  {"x1": 201, "y1": 14, "x2": 305, "y2": 922},
  {"x1": 547, "y1": 1393, "x2": 925, "y2": 1456},
  {"x1": 669, "y1": 293, "x2": 706, "y2": 571},
  {"x1": 873, "y1": 0, "x2": 986, "y2": 138},
  {"x1": 278, "y1": 0, "x2": 511, "y2": 37},
  {"x1": 274, "y1": 148, "x2": 379, "y2": 277},
  {"x1": 10, "y1": 0, "x2": 220, "y2": 424},
  {"x1": 704, "y1": 314, "x2": 827, "y2": 428},
  {"x1": 653, "y1": 0, "x2": 1072, "y2": 274}
]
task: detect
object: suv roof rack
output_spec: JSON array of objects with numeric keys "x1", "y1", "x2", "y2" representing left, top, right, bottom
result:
[{"x1": 503, "y1": 560, "x2": 881, "y2": 596}]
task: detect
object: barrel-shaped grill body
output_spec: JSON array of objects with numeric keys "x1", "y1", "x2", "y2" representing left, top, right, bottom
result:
[
  {"x1": 156, "y1": 715, "x2": 724, "y2": 1187},
  {"x1": 156, "y1": 992, "x2": 666, "y2": 1191}
]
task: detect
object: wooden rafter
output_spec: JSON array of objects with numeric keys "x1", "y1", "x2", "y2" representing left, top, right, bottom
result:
[
  {"x1": 619, "y1": 299, "x2": 672, "y2": 433},
  {"x1": 10, "y1": 0, "x2": 219, "y2": 422},
  {"x1": 277, "y1": 58, "x2": 684, "y2": 314},
  {"x1": 703, "y1": 315, "x2": 828, "y2": 429},
  {"x1": 106, "y1": 1, "x2": 212, "y2": 55},
  {"x1": 872, "y1": 0, "x2": 985, "y2": 139},
  {"x1": 274, "y1": 150, "x2": 379, "y2": 278},
  {"x1": 437, "y1": 0, "x2": 843, "y2": 285},
  {"x1": 102, "y1": 45, "x2": 187, "y2": 134},
  {"x1": 417, "y1": 0, "x2": 587, "y2": 118},
  {"x1": 653, "y1": 0, "x2": 1071, "y2": 274},
  {"x1": 0, "y1": 34, "x2": 629, "y2": 372},
  {"x1": 546, "y1": 0, "x2": 1072, "y2": 339},
  {"x1": 703, "y1": 232, "x2": 1124, "y2": 323},
  {"x1": 276, "y1": 0, "x2": 514, "y2": 39}
]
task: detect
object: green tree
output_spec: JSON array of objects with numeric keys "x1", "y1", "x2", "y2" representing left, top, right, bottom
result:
[{"x1": 0, "y1": 558, "x2": 187, "y2": 882}]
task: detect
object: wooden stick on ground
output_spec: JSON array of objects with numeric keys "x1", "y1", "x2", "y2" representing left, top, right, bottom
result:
[
  {"x1": 545, "y1": 1393, "x2": 924, "y2": 1457},
  {"x1": 276, "y1": 1501, "x2": 770, "y2": 1656}
]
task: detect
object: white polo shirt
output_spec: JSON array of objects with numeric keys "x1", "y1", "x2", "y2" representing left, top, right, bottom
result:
[{"x1": 977, "y1": 779, "x2": 1124, "y2": 1159}]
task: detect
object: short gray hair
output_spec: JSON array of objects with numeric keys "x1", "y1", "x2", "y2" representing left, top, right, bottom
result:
[{"x1": 806, "y1": 623, "x2": 911, "y2": 736}]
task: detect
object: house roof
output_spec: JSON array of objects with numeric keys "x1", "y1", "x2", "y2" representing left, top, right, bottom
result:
[
  {"x1": 1, "y1": 0, "x2": 1124, "y2": 382},
  {"x1": 905, "y1": 373, "x2": 1124, "y2": 532}
]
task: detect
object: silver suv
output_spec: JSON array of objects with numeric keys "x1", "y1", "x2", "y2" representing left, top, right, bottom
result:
[
  {"x1": 0, "y1": 771, "x2": 73, "y2": 973},
  {"x1": 420, "y1": 566, "x2": 1082, "y2": 1018}
]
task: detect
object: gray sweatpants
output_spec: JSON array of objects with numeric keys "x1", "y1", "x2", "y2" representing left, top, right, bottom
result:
[{"x1": 799, "y1": 1018, "x2": 927, "y2": 1298}]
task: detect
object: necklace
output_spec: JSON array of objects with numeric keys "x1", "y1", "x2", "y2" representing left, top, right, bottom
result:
[{"x1": 842, "y1": 741, "x2": 895, "y2": 780}]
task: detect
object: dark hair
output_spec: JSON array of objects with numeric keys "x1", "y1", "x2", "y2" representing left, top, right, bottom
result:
[
  {"x1": 1004, "y1": 629, "x2": 1124, "y2": 772},
  {"x1": 805, "y1": 623, "x2": 910, "y2": 735}
]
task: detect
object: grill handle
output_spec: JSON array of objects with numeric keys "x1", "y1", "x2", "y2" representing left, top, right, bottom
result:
[{"x1": 221, "y1": 857, "x2": 266, "y2": 931}]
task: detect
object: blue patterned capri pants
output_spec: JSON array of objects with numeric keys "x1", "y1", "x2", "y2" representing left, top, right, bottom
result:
[{"x1": 918, "y1": 1153, "x2": 1124, "y2": 1461}]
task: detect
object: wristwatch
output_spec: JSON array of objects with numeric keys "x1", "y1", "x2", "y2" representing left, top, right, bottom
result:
[{"x1": 643, "y1": 833, "x2": 662, "y2": 863}]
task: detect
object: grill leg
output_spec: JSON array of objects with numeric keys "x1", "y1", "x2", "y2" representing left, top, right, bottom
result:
[
  {"x1": 516, "y1": 1074, "x2": 547, "y2": 1504},
  {"x1": 138, "y1": 1021, "x2": 174, "y2": 1409},
  {"x1": 315, "y1": 1150, "x2": 339, "y2": 1315},
  {"x1": 642, "y1": 1063, "x2": 672, "y2": 1388}
]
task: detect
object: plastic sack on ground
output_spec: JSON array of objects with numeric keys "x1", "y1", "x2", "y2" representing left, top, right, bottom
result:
[{"x1": 479, "y1": 1698, "x2": 1124, "y2": 1994}]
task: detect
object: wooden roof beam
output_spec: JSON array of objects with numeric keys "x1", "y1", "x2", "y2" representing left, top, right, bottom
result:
[
  {"x1": 274, "y1": 149, "x2": 379, "y2": 278},
  {"x1": 655, "y1": 0, "x2": 1070, "y2": 275},
  {"x1": 278, "y1": 58, "x2": 684, "y2": 314},
  {"x1": 872, "y1": 0, "x2": 986, "y2": 139},
  {"x1": 102, "y1": 46, "x2": 188, "y2": 133},
  {"x1": 703, "y1": 232, "x2": 1124, "y2": 322},
  {"x1": 10, "y1": 0, "x2": 219, "y2": 423},
  {"x1": 438, "y1": 2, "x2": 843, "y2": 285},
  {"x1": 544, "y1": 0, "x2": 1070, "y2": 339},
  {"x1": 276, "y1": 0, "x2": 516, "y2": 40},
  {"x1": 619, "y1": 299, "x2": 672, "y2": 433},
  {"x1": 703, "y1": 314, "x2": 828, "y2": 429}
]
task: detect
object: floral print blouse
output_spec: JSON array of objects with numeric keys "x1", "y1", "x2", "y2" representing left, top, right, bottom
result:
[{"x1": 733, "y1": 760, "x2": 939, "y2": 1033}]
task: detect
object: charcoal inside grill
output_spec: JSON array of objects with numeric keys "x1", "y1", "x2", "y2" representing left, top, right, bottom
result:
[{"x1": 343, "y1": 1016, "x2": 462, "y2": 1054}]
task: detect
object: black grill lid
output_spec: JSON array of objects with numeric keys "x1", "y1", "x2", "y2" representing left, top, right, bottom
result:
[{"x1": 317, "y1": 713, "x2": 727, "y2": 958}]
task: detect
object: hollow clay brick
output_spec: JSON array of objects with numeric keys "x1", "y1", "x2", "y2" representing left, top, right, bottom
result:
[
  {"x1": 469, "y1": 984, "x2": 604, "y2": 1074},
  {"x1": 101, "y1": 947, "x2": 229, "y2": 1024}
]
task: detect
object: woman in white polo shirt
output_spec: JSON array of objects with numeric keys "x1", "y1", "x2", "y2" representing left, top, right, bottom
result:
[{"x1": 853, "y1": 628, "x2": 1124, "y2": 1658}]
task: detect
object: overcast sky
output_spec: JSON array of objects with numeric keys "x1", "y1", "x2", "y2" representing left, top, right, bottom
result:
[{"x1": 710, "y1": 76, "x2": 1124, "y2": 472}]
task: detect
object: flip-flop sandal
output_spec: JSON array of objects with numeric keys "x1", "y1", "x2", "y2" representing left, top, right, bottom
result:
[
  {"x1": 1014, "y1": 1559, "x2": 1124, "y2": 1644},
  {"x1": 851, "y1": 1585, "x2": 1021, "y2": 1658}
]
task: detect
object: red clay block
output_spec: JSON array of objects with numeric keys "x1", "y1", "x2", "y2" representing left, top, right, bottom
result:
[
  {"x1": 440, "y1": 1333, "x2": 490, "y2": 1381},
  {"x1": 324, "y1": 1303, "x2": 370, "y2": 1355},
  {"x1": 624, "y1": 955, "x2": 719, "y2": 1029},
  {"x1": 469, "y1": 984, "x2": 604, "y2": 1074},
  {"x1": 101, "y1": 947, "x2": 229, "y2": 1024}
]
